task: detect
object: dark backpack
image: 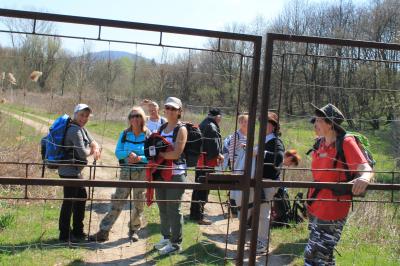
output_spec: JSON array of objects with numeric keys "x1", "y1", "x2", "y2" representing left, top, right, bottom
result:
[
  {"x1": 158, "y1": 122, "x2": 203, "y2": 167},
  {"x1": 41, "y1": 114, "x2": 71, "y2": 169},
  {"x1": 271, "y1": 188, "x2": 307, "y2": 228},
  {"x1": 271, "y1": 187, "x2": 291, "y2": 227}
]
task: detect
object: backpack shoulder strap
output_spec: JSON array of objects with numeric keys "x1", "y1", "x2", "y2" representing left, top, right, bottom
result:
[
  {"x1": 172, "y1": 122, "x2": 183, "y2": 142},
  {"x1": 145, "y1": 128, "x2": 152, "y2": 138},
  {"x1": 121, "y1": 128, "x2": 130, "y2": 143},
  {"x1": 158, "y1": 122, "x2": 168, "y2": 134},
  {"x1": 334, "y1": 134, "x2": 353, "y2": 181},
  {"x1": 158, "y1": 122, "x2": 182, "y2": 143},
  {"x1": 306, "y1": 137, "x2": 322, "y2": 155}
]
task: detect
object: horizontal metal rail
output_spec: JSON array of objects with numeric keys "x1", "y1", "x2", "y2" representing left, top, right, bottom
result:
[
  {"x1": 0, "y1": 29, "x2": 253, "y2": 58},
  {"x1": 0, "y1": 8, "x2": 259, "y2": 42},
  {"x1": 269, "y1": 33, "x2": 400, "y2": 51},
  {"x1": 0, "y1": 177, "x2": 398, "y2": 191}
]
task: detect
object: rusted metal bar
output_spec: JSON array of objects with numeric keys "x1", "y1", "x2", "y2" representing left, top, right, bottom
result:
[
  {"x1": 248, "y1": 33, "x2": 275, "y2": 266},
  {"x1": 0, "y1": 8, "x2": 259, "y2": 42},
  {"x1": 236, "y1": 35, "x2": 262, "y2": 265},
  {"x1": 259, "y1": 180, "x2": 400, "y2": 191},
  {"x1": 276, "y1": 52, "x2": 400, "y2": 64},
  {"x1": 0, "y1": 29, "x2": 252, "y2": 58},
  {"x1": 0, "y1": 176, "x2": 397, "y2": 191},
  {"x1": 0, "y1": 196, "x2": 397, "y2": 204},
  {"x1": 0, "y1": 177, "x2": 243, "y2": 190},
  {"x1": 269, "y1": 33, "x2": 400, "y2": 51}
]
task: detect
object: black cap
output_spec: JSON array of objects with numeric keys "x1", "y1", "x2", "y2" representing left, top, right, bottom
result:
[{"x1": 208, "y1": 108, "x2": 222, "y2": 116}]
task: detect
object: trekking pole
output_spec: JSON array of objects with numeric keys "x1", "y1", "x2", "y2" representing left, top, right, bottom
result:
[
  {"x1": 223, "y1": 191, "x2": 232, "y2": 264},
  {"x1": 41, "y1": 164, "x2": 45, "y2": 178},
  {"x1": 129, "y1": 167, "x2": 132, "y2": 241},
  {"x1": 217, "y1": 188, "x2": 226, "y2": 218},
  {"x1": 87, "y1": 160, "x2": 96, "y2": 240}
]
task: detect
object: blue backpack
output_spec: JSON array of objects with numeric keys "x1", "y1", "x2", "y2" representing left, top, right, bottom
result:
[{"x1": 41, "y1": 114, "x2": 71, "y2": 169}]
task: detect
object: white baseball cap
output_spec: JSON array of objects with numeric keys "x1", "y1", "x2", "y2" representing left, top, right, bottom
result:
[
  {"x1": 74, "y1": 103, "x2": 92, "y2": 114},
  {"x1": 164, "y1": 97, "x2": 182, "y2": 109}
]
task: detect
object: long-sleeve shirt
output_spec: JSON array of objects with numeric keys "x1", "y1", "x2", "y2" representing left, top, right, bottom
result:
[
  {"x1": 199, "y1": 117, "x2": 222, "y2": 161},
  {"x1": 115, "y1": 130, "x2": 148, "y2": 168},
  {"x1": 263, "y1": 133, "x2": 284, "y2": 180},
  {"x1": 58, "y1": 123, "x2": 93, "y2": 177},
  {"x1": 228, "y1": 130, "x2": 247, "y2": 167}
]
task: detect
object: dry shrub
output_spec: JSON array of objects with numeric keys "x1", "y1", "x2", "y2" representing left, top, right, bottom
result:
[{"x1": 349, "y1": 198, "x2": 399, "y2": 245}]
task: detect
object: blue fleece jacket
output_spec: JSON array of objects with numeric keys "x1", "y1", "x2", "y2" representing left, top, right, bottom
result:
[{"x1": 115, "y1": 130, "x2": 148, "y2": 167}]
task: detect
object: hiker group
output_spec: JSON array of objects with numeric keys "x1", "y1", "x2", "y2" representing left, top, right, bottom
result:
[{"x1": 42, "y1": 98, "x2": 373, "y2": 263}]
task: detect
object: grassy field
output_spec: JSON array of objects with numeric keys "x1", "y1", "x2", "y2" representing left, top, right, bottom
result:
[
  {"x1": 0, "y1": 198, "x2": 85, "y2": 265},
  {"x1": 1, "y1": 102, "x2": 399, "y2": 265}
]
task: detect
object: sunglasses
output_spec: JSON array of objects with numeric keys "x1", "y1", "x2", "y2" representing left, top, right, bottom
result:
[
  {"x1": 129, "y1": 114, "x2": 142, "y2": 119},
  {"x1": 165, "y1": 106, "x2": 178, "y2": 111}
]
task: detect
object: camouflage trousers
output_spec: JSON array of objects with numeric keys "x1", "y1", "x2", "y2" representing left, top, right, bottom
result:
[
  {"x1": 304, "y1": 215, "x2": 346, "y2": 266},
  {"x1": 100, "y1": 168, "x2": 146, "y2": 232}
]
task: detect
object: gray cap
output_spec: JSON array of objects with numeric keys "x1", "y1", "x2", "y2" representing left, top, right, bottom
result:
[
  {"x1": 74, "y1": 103, "x2": 92, "y2": 114},
  {"x1": 164, "y1": 97, "x2": 182, "y2": 109}
]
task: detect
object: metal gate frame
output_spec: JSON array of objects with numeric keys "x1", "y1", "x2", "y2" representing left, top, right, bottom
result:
[
  {"x1": 249, "y1": 33, "x2": 400, "y2": 266},
  {"x1": 0, "y1": 8, "x2": 262, "y2": 264}
]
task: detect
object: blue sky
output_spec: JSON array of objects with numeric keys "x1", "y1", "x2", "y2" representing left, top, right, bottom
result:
[
  {"x1": 1, "y1": 0, "x2": 284, "y2": 30},
  {"x1": 0, "y1": 0, "x2": 367, "y2": 59},
  {"x1": 0, "y1": 0, "x2": 286, "y2": 58}
]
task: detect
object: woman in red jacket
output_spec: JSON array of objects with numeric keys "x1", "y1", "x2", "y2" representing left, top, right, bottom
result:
[{"x1": 305, "y1": 104, "x2": 373, "y2": 265}]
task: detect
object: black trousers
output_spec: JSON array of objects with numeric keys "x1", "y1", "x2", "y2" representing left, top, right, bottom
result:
[
  {"x1": 59, "y1": 175, "x2": 87, "y2": 238},
  {"x1": 189, "y1": 168, "x2": 211, "y2": 220}
]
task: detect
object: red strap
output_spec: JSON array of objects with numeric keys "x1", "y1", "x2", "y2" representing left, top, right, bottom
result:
[{"x1": 145, "y1": 145, "x2": 175, "y2": 206}]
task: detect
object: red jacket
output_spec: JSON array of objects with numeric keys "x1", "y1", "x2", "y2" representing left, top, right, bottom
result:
[{"x1": 145, "y1": 136, "x2": 174, "y2": 206}]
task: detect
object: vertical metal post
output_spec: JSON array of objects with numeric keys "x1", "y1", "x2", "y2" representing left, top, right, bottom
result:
[
  {"x1": 87, "y1": 161, "x2": 96, "y2": 240},
  {"x1": 236, "y1": 36, "x2": 262, "y2": 265},
  {"x1": 24, "y1": 163, "x2": 29, "y2": 199},
  {"x1": 248, "y1": 33, "x2": 275, "y2": 266}
]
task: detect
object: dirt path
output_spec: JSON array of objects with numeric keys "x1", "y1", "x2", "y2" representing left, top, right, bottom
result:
[
  {"x1": 190, "y1": 192, "x2": 290, "y2": 265},
  {"x1": 2, "y1": 109, "x2": 288, "y2": 265}
]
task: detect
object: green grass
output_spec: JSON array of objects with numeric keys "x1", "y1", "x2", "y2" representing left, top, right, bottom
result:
[
  {"x1": 0, "y1": 201, "x2": 85, "y2": 266},
  {"x1": 0, "y1": 110, "x2": 43, "y2": 146},
  {"x1": 269, "y1": 200, "x2": 400, "y2": 265}
]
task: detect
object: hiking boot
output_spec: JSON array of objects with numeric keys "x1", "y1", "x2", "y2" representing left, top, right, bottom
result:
[
  {"x1": 154, "y1": 237, "x2": 170, "y2": 250},
  {"x1": 158, "y1": 243, "x2": 181, "y2": 255},
  {"x1": 59, "y1": 234, "x2": 81, "y2": 243},
  {"x1": 256, "y1": 240, "x2": 268, "y2": 253},
  {"x1": 198, "y1": 218, "x2": 212, "y2": 225},
  {"x1": 129, "y1": 230, "x2": 139, "y2": 242},
  {"x1": 89, "y1": 230, "x2": 109, "y2": 242},
  {"x1": 72, "y1": 232, "x2": 87, "y2": 241}
]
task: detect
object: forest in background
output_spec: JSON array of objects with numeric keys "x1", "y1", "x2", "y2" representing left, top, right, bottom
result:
[{"x1": 0, "y1": 0, "x2": 399, "y2": 131}]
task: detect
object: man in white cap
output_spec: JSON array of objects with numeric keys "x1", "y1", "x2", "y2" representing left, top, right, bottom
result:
[{"x1": 58, "y1": 103, "x2": 101, "y2": 242}]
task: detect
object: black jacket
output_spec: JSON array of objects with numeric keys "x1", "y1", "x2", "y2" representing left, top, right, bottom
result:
[
  {"x1": 263, "y1": 136, "x2": 285, "y2": 180},
  {"x1": 199, "y1": 117, "x2": 222, "y2": 161}
]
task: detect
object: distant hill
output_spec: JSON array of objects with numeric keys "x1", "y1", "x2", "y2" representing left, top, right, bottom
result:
[{"x1": 90, "y1": 50, "x2": 149, "y2": 62}]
